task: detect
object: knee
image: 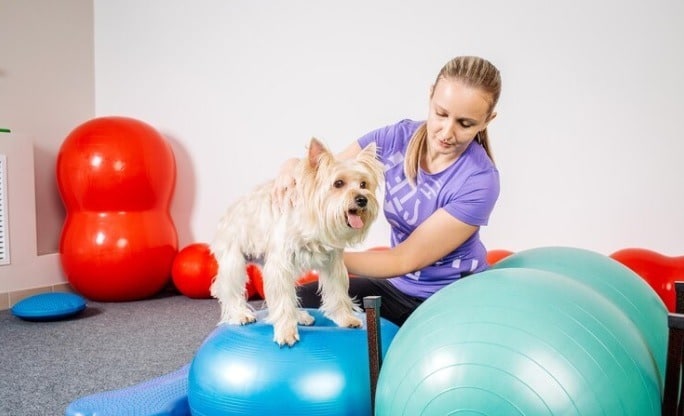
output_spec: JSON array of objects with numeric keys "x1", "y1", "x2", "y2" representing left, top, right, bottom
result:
[{"x1": 297, "y1": 282, "x2": 321, "y2": 307}]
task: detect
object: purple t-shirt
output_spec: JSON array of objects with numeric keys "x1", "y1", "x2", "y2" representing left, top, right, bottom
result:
[{"x1": 358, "y1": 119, "x2": 500, "y2": 298}]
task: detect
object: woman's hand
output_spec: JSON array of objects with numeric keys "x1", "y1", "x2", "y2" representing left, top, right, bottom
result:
[{"x1": 271, "y1": 157, "x2": 299, "y2": 209}]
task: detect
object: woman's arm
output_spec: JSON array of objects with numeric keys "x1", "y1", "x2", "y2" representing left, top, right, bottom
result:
[
  {"x1": 336, "y1": 141, "x2": 362, "y2": 160},
  {"x1": 344, "y1": 209, "x2": 478, "y2": 278},
  {"x1": 271, "y1": 157, "x2": 301, "y2": 206}
]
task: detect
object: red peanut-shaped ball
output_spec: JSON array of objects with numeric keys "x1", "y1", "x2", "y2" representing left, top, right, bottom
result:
[{"x1": 57, "y1": 116, "x2": 178, "y2": 301}]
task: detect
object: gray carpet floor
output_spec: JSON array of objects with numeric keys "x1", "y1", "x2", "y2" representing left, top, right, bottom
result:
[{"x1": 0, "y1": 289, "x2": 243, "y2": 416}]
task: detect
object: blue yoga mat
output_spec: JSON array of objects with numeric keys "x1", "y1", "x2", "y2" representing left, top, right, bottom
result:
[{"x1": 65, "y1": 364, "x2": 190, "y2": 416}]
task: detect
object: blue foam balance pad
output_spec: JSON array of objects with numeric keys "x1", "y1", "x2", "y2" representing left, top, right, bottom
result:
[{"x1": 11, "y1": 292, "x2": 86, "y2": 321}]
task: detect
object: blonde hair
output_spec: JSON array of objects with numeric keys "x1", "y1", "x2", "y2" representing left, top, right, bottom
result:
[{"x1": 404, "y1": 56, "x2": 501, "y2": 184}]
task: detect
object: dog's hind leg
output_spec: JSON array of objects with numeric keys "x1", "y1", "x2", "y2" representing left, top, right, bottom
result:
[
  {"x1": 318, "y1": 256, "x2": 363, "y2": 329},
  {"x1": 296, "y1": 309, "x2": 315, "y2": 326},
  {"x1": 209, "y1": 242, "x2": 256, "y2": 326}
]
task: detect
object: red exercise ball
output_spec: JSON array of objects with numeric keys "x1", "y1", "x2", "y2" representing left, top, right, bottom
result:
[
  {"x1": 248, "y1": 264, "x2": 320, "y2": 300},
  {"x1": 245, "y1": 278, "x2": 258, "y2": 300},
  {"x1": 610, "y1": 248, "x2": 684, "y2": 312},
  {"x1": 172, "y1": 244, "x2": 258, "y2": 300},
  {"x1": 298, "y1": 270, "x2": 320, "y2": 286},
  {"x1": 57, "y1": 116, "x2": 178, "y2": 301},
  {"x1": 487, "y1": 249, "x2": 514, "y2": 265},
  {"x1": 172, "y1": 243, "x2": 218, "y2": 299},
  {"x1": 246, "y1": 263, "x2": 265, "y2": 299}
]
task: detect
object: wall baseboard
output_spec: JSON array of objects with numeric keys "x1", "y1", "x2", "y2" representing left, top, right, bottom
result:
[{"x1": 0, "y1": 282, "x2": 75, "y2": 311}]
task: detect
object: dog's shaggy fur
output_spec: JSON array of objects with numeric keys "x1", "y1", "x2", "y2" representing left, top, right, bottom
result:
[{"x1": 209, "y1": 138, "x2": 383, "y2": 346}]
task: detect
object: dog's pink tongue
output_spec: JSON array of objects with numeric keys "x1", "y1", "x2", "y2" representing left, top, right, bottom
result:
[{"x1": 348, "y1": 214, "x2": 364, "y2": 229}]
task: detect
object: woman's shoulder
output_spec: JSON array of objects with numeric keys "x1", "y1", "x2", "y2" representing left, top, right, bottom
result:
[
  {"x1": 371, "y1": 119, "x2": 422, "y2": 136},
  {"x1": 358, "y1": 119, "x2": 423, "y2": 148},
  {"x1": 394, "y1": 119, "x2": 423, "y2": 135},
  {"x1": 463, "y1": 140, "x2": 498, "y2": 172}
]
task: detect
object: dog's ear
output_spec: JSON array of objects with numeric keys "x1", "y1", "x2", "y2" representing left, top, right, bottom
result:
[
  {"x1": 307, "y1": 137, "x2": 332, "y2": 169},
  {"x1": 356, "y1": 142, "x2": 384, "y2": 184},
  {"x1": 356, "y1": 142, "x2": 379, "y2": 165},
  {"x1": 358, "y1": 142, "x2": 378, "y2": 159}
]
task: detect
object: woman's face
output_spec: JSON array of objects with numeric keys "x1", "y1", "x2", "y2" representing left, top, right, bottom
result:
[{"x1": 426, "y1": 78, "x2": 495, "y2": 158}]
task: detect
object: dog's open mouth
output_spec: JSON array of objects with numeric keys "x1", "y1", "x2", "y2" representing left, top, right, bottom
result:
[{"x1": 346, "y1": 209, "x2": 364, "y2": 229}]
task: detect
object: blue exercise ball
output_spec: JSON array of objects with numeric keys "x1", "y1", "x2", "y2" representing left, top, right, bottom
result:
[
  {"x1": 492, "y1": 246, "x2": 668, "y2": 388},
  {"x1": 188, "y1": 308, "x2": 398, "y2": 416},
  {"x1": 375, "y1": 268, "x2": 661, "y2": 416}
]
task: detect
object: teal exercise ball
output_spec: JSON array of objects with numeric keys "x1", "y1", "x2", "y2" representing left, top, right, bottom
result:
[
  {"x1": 375, "y1": 268, "x2": 661, "y2": 416},
  {"x1": 492, "y1": 246, "x2": 668, "y2": 388},
  {"x1": 189, "y1": 308, "x2": 398, "y2": 416}
]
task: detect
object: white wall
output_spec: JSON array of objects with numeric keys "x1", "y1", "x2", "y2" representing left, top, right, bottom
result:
[
  {"x1": 0, "y1": 0, "x2": 95, "y2": 256},
  {"x1": 94, "y1": 0, "x2": 684, "y2": 256}
]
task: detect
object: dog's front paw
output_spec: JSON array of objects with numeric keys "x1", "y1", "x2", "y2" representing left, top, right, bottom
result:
[
  {"x1": 222, "y1": 309, "x2": 256, "y2": 326},
  {"x1": 297, "y1": 310, "x2": 315, "y2": 326},
  {"x1": 335, "y1": 314, "x2": 363, "y2": 328},
  {"x1": 236, "y1": 313, "x2": 257, "y2": 325},
  {"x1": 273, "y1": 322, "x2": 300, "y2": 347}
]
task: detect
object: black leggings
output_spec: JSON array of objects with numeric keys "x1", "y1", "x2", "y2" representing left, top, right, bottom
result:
[{"x1": 297, "y1": 278, "x2": 424, "y2": 327}]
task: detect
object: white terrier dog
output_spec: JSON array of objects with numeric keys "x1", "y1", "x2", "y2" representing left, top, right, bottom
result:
[{"x1": 209, "y1": 138, "x2": 383, "y2": 346}]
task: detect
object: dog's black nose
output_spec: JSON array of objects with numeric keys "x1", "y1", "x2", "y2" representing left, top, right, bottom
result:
[{"x1": 355, "y1": 195, "x2": 367, "y2": 208}]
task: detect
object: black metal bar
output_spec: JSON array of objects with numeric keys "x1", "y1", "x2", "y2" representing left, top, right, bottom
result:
[
  {"x1": 663, "y1": 314, "x2": 684, "y2": 416},
  {"x1": 675, "y1": 281, "x2": 684, "y2": 314},
  {"x1": 363, "y1": 296, "x2": 382, "y2": 414}
]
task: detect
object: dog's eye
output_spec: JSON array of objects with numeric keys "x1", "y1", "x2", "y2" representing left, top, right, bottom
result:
[
  {"x1": 360, "y1": 181, "x2": 367, "y2": 189},
  {"x1": 334, "y1": 180, "x2": 345, "y2": 188}
]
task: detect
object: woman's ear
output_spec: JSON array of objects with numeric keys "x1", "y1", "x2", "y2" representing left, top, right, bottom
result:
[
  {"x1": 478, "y1": 112, "x2": 497, "y2": 136},
  {"x1": 484, "y1": 111, "x2": 497, "y2": 126}
]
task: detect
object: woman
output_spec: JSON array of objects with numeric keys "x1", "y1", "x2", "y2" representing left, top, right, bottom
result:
[{"x1": 275, "y1": 56, "x2": 502, "y2": 326}]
